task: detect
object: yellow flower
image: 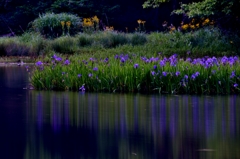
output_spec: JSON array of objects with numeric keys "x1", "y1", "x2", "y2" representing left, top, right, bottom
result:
[
  {"x1": 61, "y1": 21, "x2": 65, "y2": 27},
  {"x1": 181, "y1": 24, "x2": 189, "y2": 30},
  {"x1": 196, "y1": 23, "x2": 200, "y2": 28},
  {"x1": 202, "y1": 18, "x2": 210, "y2": 25},
  {"x1": 105, "y1": 26, "x2": 114, "y2": 31},
  {"x1": 92, "y1": 15, "x2": 99, "y2": 23},
  {"x1": 66, "y1": 21, "x2": 71, "y2": 27},
  {"x1": 83, "y1": 18, "x2": 93, "y2": 27},
  {"x1": 137, "y1": 19, "x2": 142, "y2": 24},
  {"x1": 204, "y1": 18, "x2": 210, "y2": 23},
  {"x1": 190, "y1": 24, "x2": 195, "y2": 29},
  {"x1": 141, "y1": 21, "x2": 146, "y2": 24}
]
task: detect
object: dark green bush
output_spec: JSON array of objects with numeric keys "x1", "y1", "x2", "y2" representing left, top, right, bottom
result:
[
  {"x1": 78, "y1": 35, "x2": 92, "y2": 47},
  {"x1": 100, "y1": 32, "x2": 128, "y2": 48},
  {"x1": 51, "y1": 36, "x2": 77, "y2": 54}
]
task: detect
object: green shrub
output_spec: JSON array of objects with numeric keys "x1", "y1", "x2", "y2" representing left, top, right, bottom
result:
[
  {"x1": 131, "y1": 33, "x2": 147, "y2": 45},
  {"x1": 31, "y1": 13, "x2": 82, "y2": 38},
  {"x1": 51, "y1": 36, "x2": 78, "y2": 54}
]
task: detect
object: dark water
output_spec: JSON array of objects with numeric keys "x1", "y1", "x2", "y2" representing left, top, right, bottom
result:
[{"x1": 0, "y1": 66, "x2": 240, "y2": 159}]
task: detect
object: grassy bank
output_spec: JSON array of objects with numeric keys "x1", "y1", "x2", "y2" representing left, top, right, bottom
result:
[{"x1": 1, "y1": 27, "x2": 240, "y2": 94}]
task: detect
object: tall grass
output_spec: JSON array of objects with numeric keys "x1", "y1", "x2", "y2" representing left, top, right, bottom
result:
[
  {"x1": 0, "y1": 27, "x2": 239, "y2": 58},
  {"x1": 0, "y1": 32, "x2": 46, "y2": 56}
]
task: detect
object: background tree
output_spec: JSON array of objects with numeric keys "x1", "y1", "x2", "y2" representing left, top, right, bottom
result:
[{"x1": 143, "y1": 0, "x2": 240, "y2": 32}]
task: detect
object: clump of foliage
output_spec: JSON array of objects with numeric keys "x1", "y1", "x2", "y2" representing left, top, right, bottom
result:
[{"x1": 31, "y1": 13, "x2": 82, "y2": 38}]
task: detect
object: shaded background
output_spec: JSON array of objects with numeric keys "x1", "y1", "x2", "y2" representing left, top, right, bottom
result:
[{"x1": 0, "y1": 0, "x2": 195, "y2": 35}]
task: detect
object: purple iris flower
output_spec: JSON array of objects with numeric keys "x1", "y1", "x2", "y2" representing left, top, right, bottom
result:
[
  {"x1": 64, "y1": 59, "x2": 70, "y2": 65},
  {"x1": 104, "y1": 57, "x2": 109, "y2": 63},
  {"x1": 120, "y1": 57, "x2": 125, "y2": 63},
  {"x1": 191, "y1": 74, "x2": 196, "y2": 80},
  {"x1": 36, "y1": 61, "x2": 43, "y2": 66},
  {"x1": 186, "y1": 58, "x2": 192, "y2": 62},
  {"x1": 93, "y1": 67, "x2": 98, "y2": 71},
  {"x1": 175, "y1": 71, "x2": 180, "y2": 76},
  {"x1": 141, "y1": 57, "x2": 148, "y2": 62},
  {"x1": 230, "y1": 71, "x2": 236, "y2": 78},
  {"x1": 52, "y1": 54, "x2": 62, "y2": 62},
  {"x1": 77, "y1": 74, "x2": 82, "y2": 78},
  {"x1": 169, "y1": 54, "x2": 178, "y2": 66},
  {"x1": 212, "y1": 70, "x2": 216, "y2": 74},
  {"x1": 162, "y1": 71, "x2": 167, "y2": 76},
  {"x1": 221, "y1": 56, "x2": 228, "y2": 65},
  {"x1": 114, "y1": 55, "x2": 119, "y2": 59},
  {"x1": 228, "y1": 57, "x2": 235, "y2": 66},
  {"x1": 79, "y1": 85, "x2": 85, "y2": 91},
  {"x1": 153, "y1": 65, "x2": 157, "y2": 70},
  {"x1": 134, "y1": 63, "x2": 139, "y2": 69},
  {"x1": 88, "y1": 73, "x2": 93, "y2": 77},
  {"x1": 159, "y1": 60, "x2": 166, "y2": 67},
  {"x1": 89, "y1": 57, "x2": 95, "y2": 62},
  {"x1": 234, "y1": 83, "x2": 238, "y2": 88},
  {"x1": 195, "y1": 72, "x2": 200, "y2": 76},
  {"x1": 151, "y1": 71, "x2": 156, "y2": 76},
  {"x1": 184, "y1": 75, "x2": 188, "y2": 79}
]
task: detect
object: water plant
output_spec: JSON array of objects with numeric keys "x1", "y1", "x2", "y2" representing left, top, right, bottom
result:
[{"x1": 30, "y1": 53, "x2": 240, "y2": 94}]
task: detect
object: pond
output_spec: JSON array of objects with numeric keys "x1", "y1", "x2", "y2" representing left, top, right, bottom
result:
[{"x1": 0, "y1": 66, "x2": 240, "y2": 159}]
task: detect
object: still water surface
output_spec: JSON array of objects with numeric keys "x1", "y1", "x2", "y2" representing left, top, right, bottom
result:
[{"x1": 0, "y1": 66, "x2": 240, "y2": 159}]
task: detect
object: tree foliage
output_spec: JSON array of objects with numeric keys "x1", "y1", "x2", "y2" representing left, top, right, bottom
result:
[
  {"x1": 142, "y1": 0, "x2": 170, "y2": 8},
  {"x1": 172, "y1": 0, "x2": 240, "y2": 18}
]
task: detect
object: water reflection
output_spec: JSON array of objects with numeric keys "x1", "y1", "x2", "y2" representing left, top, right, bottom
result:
[
  {"x1": 1, "y1": 66, "x2": 239, "y2": 159},
  {"x1": 26, "y1": 92, "x2": 240, "y2": 159}
]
